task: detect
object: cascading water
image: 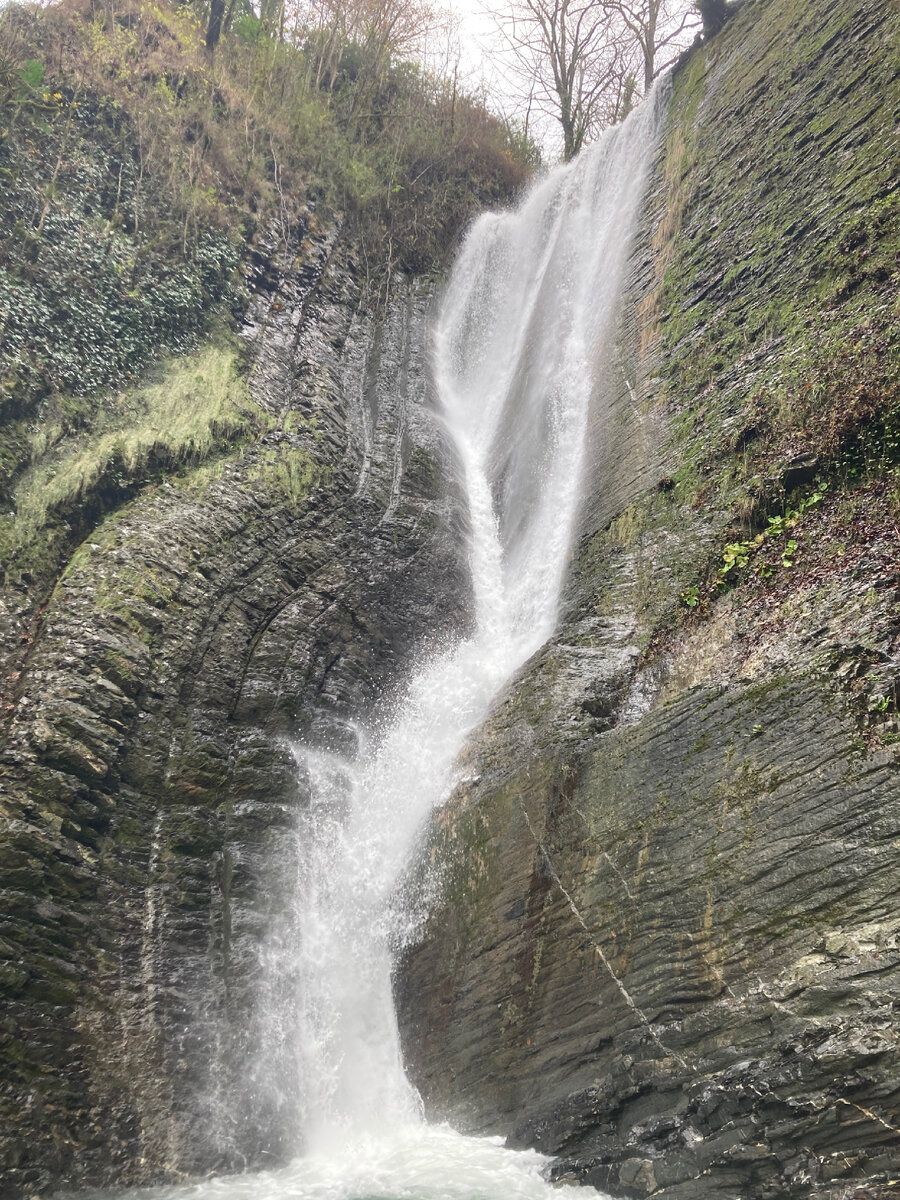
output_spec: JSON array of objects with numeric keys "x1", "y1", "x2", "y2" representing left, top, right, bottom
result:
[{"x1": 69, "y1": 81, "x2": 666, "y2": 1200}]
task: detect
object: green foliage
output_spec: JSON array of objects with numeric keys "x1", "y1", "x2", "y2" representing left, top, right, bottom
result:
[
  {"x1": 19, "y1": 56, "x2": 42, "y2": 87},
  {"x1": 232, "y1": 14, "x2": 261, "y2": 43},
  {"x1": 0, "y1": 0, "x2": 534, "y2": 276},
  {"x1": 780, "y1": 538, "x2": 797, "y2": 567},
  {"x1": 711, "y1": 485, "x2": 828, "y2": 589},
  {"x1": 717, "y1": 540, "x2": 750, "y2": 583},
  {"x1": 0, "y1": 48, "x2": 242, "y2": 423},
  {"x1": 0, "y1": 190, "x2": 239, "y2": 405}
]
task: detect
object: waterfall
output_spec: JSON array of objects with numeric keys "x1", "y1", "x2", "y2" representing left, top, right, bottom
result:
[{"x1": 78, "y1": 82, "x2": 666, "y2": 1200}]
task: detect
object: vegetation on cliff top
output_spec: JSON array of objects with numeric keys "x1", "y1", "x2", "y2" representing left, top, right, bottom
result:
[
  {"x1": 0, "y1": 0, "x2": 536, "y2": 592},
  {"x1": 0, "y1": 0, "x2": 534, "y2": 411}
]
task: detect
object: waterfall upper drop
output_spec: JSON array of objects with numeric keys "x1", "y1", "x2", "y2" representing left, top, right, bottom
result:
[{"x1": 435, "y1": 82, "x2": 668, "y2": 653}]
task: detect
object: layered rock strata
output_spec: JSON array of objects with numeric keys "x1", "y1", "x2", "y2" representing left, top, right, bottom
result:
[{"x1": 0, "y1": 233, "x2": 469, "y2": 1195}]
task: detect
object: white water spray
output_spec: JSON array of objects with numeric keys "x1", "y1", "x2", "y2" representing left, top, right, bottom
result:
[{"x1": 77, "y1": 83, "x2": 667, "y2": 1200}]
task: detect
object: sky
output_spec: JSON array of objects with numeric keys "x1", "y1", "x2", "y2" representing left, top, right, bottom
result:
[
  {"x1": 421, "y1": 0, "x2": 508, "y2": 96},
  {"x1": 445, "y1": 0, "x2": 502, "y2": 75},
  {"x1": 426, "y1": 0, "x2": 558, "y2": 153}
]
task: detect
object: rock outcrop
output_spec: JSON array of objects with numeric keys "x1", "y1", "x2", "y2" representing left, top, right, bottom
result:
[
  {"x1": 397, "y1": 0, "x2": 900, "y2": 1197},
  {"x1": 0, "y1": 227, "x2": 470, "y2": 1195}
]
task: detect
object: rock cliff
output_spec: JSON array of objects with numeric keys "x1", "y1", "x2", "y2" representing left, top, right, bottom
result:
[
  {"x1": 397, "y1": 1, "x2": 900, "y2": 1197},
  {"x1": 0, "y1": 225, "x2": 471, "y2": 1194}
]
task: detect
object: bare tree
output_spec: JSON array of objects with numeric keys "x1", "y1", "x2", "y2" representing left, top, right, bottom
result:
[
  {"x1": 489, "y1": 0, "x2": 698, "y2": 160},
  {"x1": 601, "y1": 0, "x2": 698, "y2": 93},
  {"x1": 493, "y1": 0, "x2": 630, "y2": 160},
  {"x1": 293, "y1": 0, "x2": 439, "y2": 96}
]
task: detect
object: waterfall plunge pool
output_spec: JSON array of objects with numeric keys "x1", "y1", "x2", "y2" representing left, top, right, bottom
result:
[{"x1": 57, "y1": 1126, "x2": 608, "y2": 1199}]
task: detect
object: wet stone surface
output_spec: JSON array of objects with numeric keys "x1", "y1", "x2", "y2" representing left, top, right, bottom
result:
[
  {"x1": 396, "y1": 0, "x2": 900, "y2": 1196},
  {"x1": 0, "y1": 234, "x2": 470, "y2": 1196}
]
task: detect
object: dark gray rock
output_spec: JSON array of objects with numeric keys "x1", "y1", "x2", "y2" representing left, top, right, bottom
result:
[{"x1": 0, "y1": 234, "x2": 470, "y2": 1196}]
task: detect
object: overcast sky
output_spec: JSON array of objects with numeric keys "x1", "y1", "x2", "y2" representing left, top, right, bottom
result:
[
  {"x1": 428, "y1": 0, "x2": 558, "y2": 152},
  {"x1": 430, "y1": 0, "x2": 700, "y2": 160}
]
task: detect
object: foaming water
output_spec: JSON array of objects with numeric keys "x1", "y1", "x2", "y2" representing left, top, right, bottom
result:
[
  {"x1": 61, "y1": 1126, "x2": 593, "y2": 1200},
  {"x1": 73, "y1": 83, "x2": 667, "y2": 1200}
]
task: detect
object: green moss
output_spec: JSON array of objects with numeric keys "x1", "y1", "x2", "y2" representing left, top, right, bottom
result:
[
  {"x1": 633, "y1": 0, "x2": 900, "y2": 665},
  {"x1": 0, "y1": 331, "x2": 267, "y2": 575},
  {"x1": 711, "y1": 759, "x2": 780, "y2": 812},
  {"x1": 576, "y1": 486, "x2": 713, "y2": 651},
  {"x1": 248, "y1": 443, "x2": 329, "y2": 509},
  {"x1": 606, "y1": 504, "x2": 642, "y2": 549},
  {"x1": 660, "y1": 0, "x2": 898, "y2": 511},
  {"x1": 282, "y1": 410, "x2": 319, "y2": 436},
  {"x1": 407, "y1": 446, "x2": 441, "y2": 495}
]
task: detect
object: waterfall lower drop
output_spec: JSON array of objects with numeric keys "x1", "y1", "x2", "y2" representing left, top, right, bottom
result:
[{"x1": 82, "y1": 83, "x2": 666, "y2": 1200}]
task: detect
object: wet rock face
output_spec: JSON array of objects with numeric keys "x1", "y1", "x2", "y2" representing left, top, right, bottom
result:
[
  {"x1": 400, "y1": 675, "x2": 900, "y2": 1198},
  {"x1": 0, "y1": 234, "x2": 470, "y2": 1196},
  {"x1": 2, "y1": 0, "x2": 897, "y2": 1194},
  {"x1": 397, "y1": 0, "x2": 900, "y2": 1196}
]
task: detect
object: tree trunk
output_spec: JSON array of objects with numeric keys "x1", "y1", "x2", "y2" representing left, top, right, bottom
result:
[
  {"x1": 205, "y1": 0, "x2": 226, "y2": 52},
  {"x1": 644, "y1": 2, "x2": 657, "y2": 93}
]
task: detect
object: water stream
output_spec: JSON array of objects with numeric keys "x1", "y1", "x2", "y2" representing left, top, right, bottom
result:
[{"x1": 65, "y1": 82, "x2": 666, "y2": 1200}]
